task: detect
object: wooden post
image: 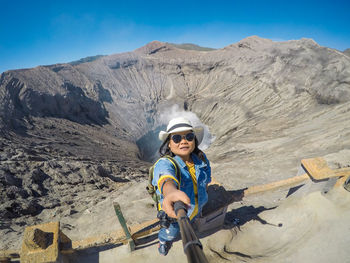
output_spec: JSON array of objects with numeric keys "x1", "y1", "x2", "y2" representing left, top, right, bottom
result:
[{"x1": 113, "y1": 202, "x2": 136, "y2": 252}]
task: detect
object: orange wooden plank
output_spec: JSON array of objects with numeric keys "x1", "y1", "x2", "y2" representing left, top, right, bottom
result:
[
  {"x1": 301, "y1": 157, "x2": 335, "y2": 180},
  {"x1": 244, "y1": 173, "x2": 309, "y2": 196}
]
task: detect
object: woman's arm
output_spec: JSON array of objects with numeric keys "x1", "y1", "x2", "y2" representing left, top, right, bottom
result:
[{"x1": 161, "y1": 180, "x2": 190, "y2": 218}]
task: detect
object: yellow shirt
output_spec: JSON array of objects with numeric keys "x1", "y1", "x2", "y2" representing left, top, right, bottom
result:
[{"x1": 186, "y1": 161, "x2": 198, "y2": 220}]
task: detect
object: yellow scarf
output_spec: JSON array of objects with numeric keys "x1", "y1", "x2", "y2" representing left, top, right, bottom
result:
[{"x1": 186, "y1": 161, "x2": 198, "y2": 220}]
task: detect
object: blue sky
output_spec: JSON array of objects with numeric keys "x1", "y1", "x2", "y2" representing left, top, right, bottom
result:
[{"x1": 1, "y1": 0, "x2": 349, "y2": 73}]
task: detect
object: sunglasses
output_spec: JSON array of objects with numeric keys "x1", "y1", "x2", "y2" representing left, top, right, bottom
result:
[{"x1": 171, "y1": 132, "x2": 195, "y2": 144}]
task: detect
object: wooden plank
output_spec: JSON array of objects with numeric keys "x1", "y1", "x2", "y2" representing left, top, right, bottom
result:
[
  {"x1": 130, "y1": 218, "x2": 160, "y2": 239},
  {"x1": 334, "y1": 175, "x2": 350, "y2": 188},
  {"x1": 301, "y1": 157, "x2": 350, "y2": 181},
  {"x1": 301, "y1": 157, "x2": 336, "y2": 180},
  {"x1": 244, "y1": 164, "x2": 350, "y2": 196},
  {"x1": 67, "y1": 218, "x2": 160, "y2": 251},
  {"x1": 333, "y1": 167, "x2": 350, "y2": 177},
  {"x1": 0, "y1": 250, "x2": 20, "y2": 259},
  {"x1": 70, "y1": 228, "x2": 127, "y2": 250},
  {"x1": 244, "y1": 173, "x2": 310, "y2": 196}
]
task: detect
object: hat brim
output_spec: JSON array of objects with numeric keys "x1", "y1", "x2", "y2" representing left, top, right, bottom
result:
[{"x1": 159, "y1": 127, "x2": 204, "y2": 145}]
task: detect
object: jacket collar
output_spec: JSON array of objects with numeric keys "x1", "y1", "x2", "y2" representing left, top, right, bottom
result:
[{"x1": 174, "y1": 153, "x2": 207, "y2": 169}]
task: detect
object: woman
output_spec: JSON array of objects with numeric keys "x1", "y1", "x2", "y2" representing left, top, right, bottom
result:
[{"x1": 152, "y1": 117, "x2": 211, "y2": 256}]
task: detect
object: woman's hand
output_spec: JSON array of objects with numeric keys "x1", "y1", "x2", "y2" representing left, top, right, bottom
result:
[{"x1": 162, "y1": 181, "x2": 190, "y2": 218}]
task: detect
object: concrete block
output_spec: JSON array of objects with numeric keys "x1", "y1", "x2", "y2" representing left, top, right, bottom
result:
[{"x1": 21, "y1": 222, "x2": 62, "y2": 263}]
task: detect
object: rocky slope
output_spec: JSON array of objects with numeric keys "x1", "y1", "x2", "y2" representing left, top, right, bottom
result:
[
  {"x1": 344, "y1": 48, "x2": 350, "y2": 57},
  {"x1": 1, "y1": 36, "x2": 350, "y2": 252}
]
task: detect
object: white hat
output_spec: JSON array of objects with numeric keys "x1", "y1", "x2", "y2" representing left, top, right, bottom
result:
[{"x1": 159, "y1": 117, "x2": 204, "y2": 144}]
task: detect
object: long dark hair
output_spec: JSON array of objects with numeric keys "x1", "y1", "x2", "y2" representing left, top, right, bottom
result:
[{"x1": 159, "y1": 135, "x2": 205, "y2": 162}]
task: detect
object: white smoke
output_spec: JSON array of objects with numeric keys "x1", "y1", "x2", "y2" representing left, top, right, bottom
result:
[{"x1": 159, "y1": 104, "x2": 215, "y2": 150}]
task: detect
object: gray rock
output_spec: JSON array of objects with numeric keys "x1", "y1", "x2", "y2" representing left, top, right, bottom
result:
[
  {"x1": 1, "y1": 199, "x2": 43, "y2": 218},
  {"x1": 0, "y1": 169, "x2": 21, "y2": 187},
  {"x1": 21, "y1": 200, "x2": 44, "y2": 216},
  {"x1": 6, "y1": 185, "x2": 28, "y2": 199},
  {"x1": 30, "y1": 168, "x2": 49, "y2": 184}
]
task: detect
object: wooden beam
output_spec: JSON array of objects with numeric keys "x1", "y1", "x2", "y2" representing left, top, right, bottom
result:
[
  {"x1": 301, "y1": 157, "x2": 335, "y2": 180},
  {"x1": 70, "y1": 228, "x2": 127, "y2": 250},
  {"x1": 0, "y1": 250, "x2": 20, "y2": 260},
  {"x1": 333, "y1": 167, "x2": 350, "y2": 177},
  {"x1": 65, "y1": 218, "x2": 160, "y2": 251},
  {"x1": 131, "y1": 218, "x2": 160, "y2": 239},
  {"x1": 244, "y1": 173, "x2": 309, "y2": 196},
  {"x1": 334, "y1": 176, "x2": 349, "y2": 188}
]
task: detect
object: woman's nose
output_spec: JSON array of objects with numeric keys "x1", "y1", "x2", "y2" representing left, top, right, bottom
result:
[{"x1": 180, "y1": 138, "x2": 188, "y2": 143}]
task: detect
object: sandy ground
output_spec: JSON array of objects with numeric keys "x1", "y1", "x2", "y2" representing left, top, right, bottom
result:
[
  {"x1": 57, "y1": 171, "x2": 350, "y2": 263},
  {"x1": 206, "y1": 187, "x2": 350, "y2": 263}
]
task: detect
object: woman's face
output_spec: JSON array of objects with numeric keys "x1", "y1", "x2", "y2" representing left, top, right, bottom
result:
[{"x1": 168, "y1": 130, "x2": 195, "y2": 161}]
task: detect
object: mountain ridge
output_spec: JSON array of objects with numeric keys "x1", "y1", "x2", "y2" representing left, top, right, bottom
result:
[{"x1": 344, "y1": 48, "x2": 350, "y2": 56}]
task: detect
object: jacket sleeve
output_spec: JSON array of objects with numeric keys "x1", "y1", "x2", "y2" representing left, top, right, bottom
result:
[{"x1": 152, "y1": 158, "x2": 180, "y2": 195}]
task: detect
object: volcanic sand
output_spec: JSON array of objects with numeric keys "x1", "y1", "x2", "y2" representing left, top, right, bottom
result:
[{"x1": 61, "y1": 177, "x2": 350, "y2": 263}]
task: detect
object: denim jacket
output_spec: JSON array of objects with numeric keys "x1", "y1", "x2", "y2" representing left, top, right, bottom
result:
[{"x1": 152, "y1": 153, "x2": 211, "y2": 220}]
